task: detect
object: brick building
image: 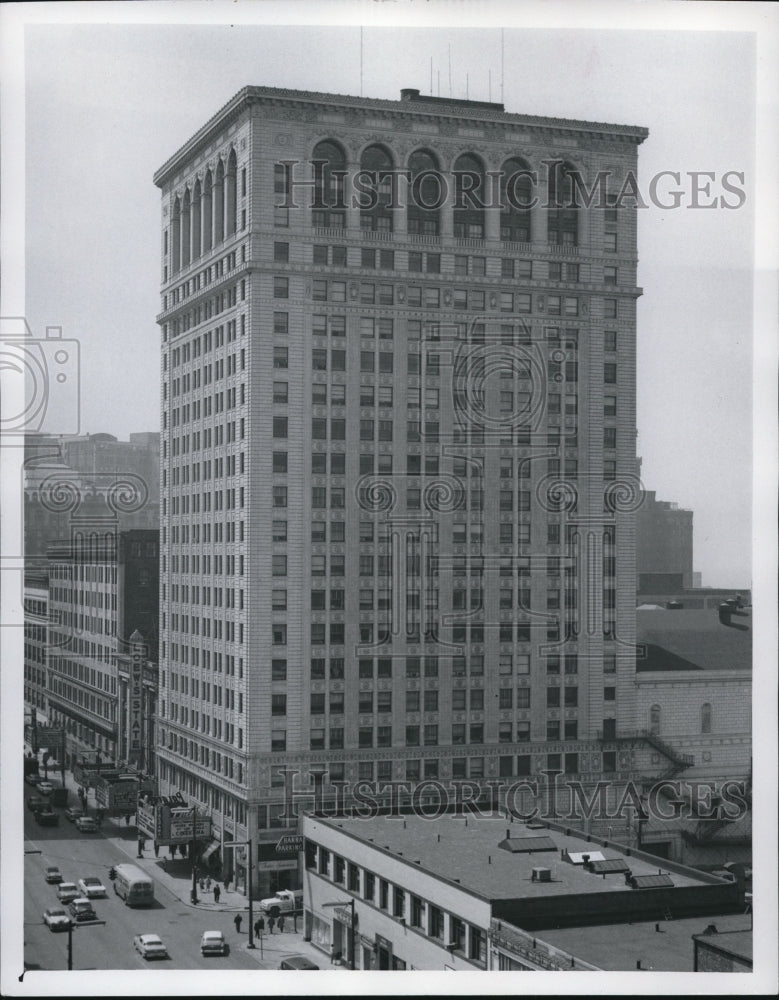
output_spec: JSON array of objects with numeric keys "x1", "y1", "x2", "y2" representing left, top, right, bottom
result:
[
  {"x1": 154, "y1": 84, "x2": 649, "y2": 894},
  {"x1": 46, "y1": 529, "x2": 159, "y2": 766}
]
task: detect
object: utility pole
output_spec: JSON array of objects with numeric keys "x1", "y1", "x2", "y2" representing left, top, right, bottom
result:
[{"x1": 223, "y1": 840, "x2": 254, "y2": 948}]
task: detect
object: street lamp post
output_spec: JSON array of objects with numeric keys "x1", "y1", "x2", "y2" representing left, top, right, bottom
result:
[
  {"x1": 322, "y1": 898, "x2": 355, "y2": 969},
  {"x1": 191, "y1": 804, "x2": 199, "y2": 904},
  {"x1": 223, "y1": 839, "x2": 254, "y2": 949},
  {"x1": 65, "y1": 919, "x2": 106, "y2": 970}
]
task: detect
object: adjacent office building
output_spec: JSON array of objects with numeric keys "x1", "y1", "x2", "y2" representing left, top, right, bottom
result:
[
  {"x1": 154, "y1": 85, "x2": 648, "y2": 892},
  {"x1": 46, "y1": 529, "x2": 159, "y2": 767}
]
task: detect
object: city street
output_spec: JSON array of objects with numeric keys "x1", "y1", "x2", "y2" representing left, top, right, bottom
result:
[{"x1": 24, "y1": 809, "x2": 261, "y2": 971}]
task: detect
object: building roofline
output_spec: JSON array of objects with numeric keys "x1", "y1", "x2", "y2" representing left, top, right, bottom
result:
[{"x1": 153, "y1": 84, "x2": 649, "y2": 188}]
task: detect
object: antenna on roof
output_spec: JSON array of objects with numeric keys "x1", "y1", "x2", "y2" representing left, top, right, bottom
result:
[{"x1": 501, "y1": 28, "x2": 505, "y2": 105}]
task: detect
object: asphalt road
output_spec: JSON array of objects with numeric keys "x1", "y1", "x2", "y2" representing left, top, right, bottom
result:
[{"x1": 24, "y1": 808, "x2": 258, "y2": 972}]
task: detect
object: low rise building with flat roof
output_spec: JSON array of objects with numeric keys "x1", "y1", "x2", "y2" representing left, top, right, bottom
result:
[{"x1": 301, "y1": 812, "x2": 745, "y2": 970}]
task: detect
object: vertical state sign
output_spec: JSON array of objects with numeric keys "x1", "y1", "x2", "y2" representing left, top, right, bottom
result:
[{"x1": 129, "y1": 643, "x2": 144, "y2": 765}]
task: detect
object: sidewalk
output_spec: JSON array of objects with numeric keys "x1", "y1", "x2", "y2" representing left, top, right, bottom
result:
[{"x1": 35, "y1": 748, "x2": 328, "y2": 969}]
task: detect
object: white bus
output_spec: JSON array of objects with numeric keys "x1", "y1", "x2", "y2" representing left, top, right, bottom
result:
[{"x1": 113, "y1": 864, "x2": 154, "y2": 907}]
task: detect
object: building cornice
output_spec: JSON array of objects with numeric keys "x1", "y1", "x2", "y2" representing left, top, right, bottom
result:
[{"x1": 154, "y1": 85, "x2": 649, "y2": 189}]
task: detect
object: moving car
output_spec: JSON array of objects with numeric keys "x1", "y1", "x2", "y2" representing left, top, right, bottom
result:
[
  {"x1": 36, "y1": 807, "x2": 59, "y2": 826},
  {"x1": 200, "y1": 930, "x2": 227, "y2": 956},
  {"x1": 45, "y1": 865, "x2": 63, "y2": 884},
  {"x1": 68, "y1": 897, "x2": 96, "y2": 922},
  {"x1": 133, "y1": 933, "x2": 168, "y2": 960},
  {"x1": 27, "y1": 794, "x2": 45, "y2": 812},
  {"x1": 43, "y1": 906, "x2": 72, "y2": 931},
  {"x1": 64, "y1": 805, "x2": 84, "y2": 823},
  {"x1": 57, "y1": 882, "x2": 80, "y2": 904},
  {"x1": 37, "y1": 780, "x2": 54, "y2": 796},
  {"x1": 74, "y1": 815, "x2": 97, "y2": 832},
  {"x1": 279, "y1": 955, "x2": 319, "y2": 970},
  {"x1": 78, "y1": 876, "x2": 107, "y2": 898}
]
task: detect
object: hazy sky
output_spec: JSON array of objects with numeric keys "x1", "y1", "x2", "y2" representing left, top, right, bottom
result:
[{"x1": 12, "y1": 4, "x2": 770, "y2": 588}]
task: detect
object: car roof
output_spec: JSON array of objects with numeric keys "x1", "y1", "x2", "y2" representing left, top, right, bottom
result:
[
  {"x1": 139, "y1": 934, "x2": 162, "y2": 942},
  {"x1": 46, "y1": 907, "x2": 67, "y2": 913},
  {"x1": 60, "y1": 882, "x2": 77, "y2": 888},
  {"x1": 203, "y1": 930, "x2": 223, "y2": 937},
  {"x1": 82, "y1": 876, "x2": 101, "y2": 882}
]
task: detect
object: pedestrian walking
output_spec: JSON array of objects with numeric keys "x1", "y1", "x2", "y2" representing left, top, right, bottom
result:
[
  {"x1": 233, "y1": 914, "x2": 242, "y2": 934},
  {"x1": 205, "y1": 876, "x2": 212, "y2": 892},
  {"x1": 254, "y1": 919, "x2": 261, "y2": 939},
  {"x1": 268, "y1": 916, "x2": 275, "y2": 934},
  {"x1": 278, "y1": 914, "x2": 285, "y2": 933},
  {"x1": 213, "y1": 884, "x2": 221, "y2": 903},
  {"x1": 258, "y1": 917, "x2": 265, "y2": 934},
  {"x1": 199, "y1": 877, "x2": 205, "y2": 891},
  {"x1": 153, "y1": 842, "x2": 159, "y2": 857}
]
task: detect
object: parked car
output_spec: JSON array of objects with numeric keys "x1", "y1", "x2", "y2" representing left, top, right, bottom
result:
[
  {"x1": 27, "y1": 794, "x2": 45, "y2": 812},
  {"x1": 200, "y1": 930, "x2": 227, "y2": 956},
  {"x1": 57, "y1": 882, "x2": 80, "y2": 904},
  {"x1": 78, "y1": 876, "x2": 107, "y2": 898},
  {"x1": 37, "y1": 780, "x2": 54, "y2": 796},
  {"x1": 64, "y1": 805, "x2": 84, "y2": 823},
  {"x1": 257, "y1": 888, "x2": 303, "y2": 917},
  {"x1": 74, "y1": 815, "x2": 97, "y2": 833},
  {"x1": 36, "y1": 807, "x2": 59, "y2": 826},
  {"x1": 133, "y1": 933, "x2": 168, "y2": 960},
  {"x1": 25, "y1": 772, "x2": 42, "y2": 786},
  {"x1": 43, "y1": 906, "x2": 72, "y2": 931},
  {"x1": 45, "y1": 865, "x2": 63, "y2": 884},
  {"x1": 279, "y1": 955, "x2": 319, "y2": 970},
  {"x1": 68, "y1": 897, "x2": 96, "y2": 922}
]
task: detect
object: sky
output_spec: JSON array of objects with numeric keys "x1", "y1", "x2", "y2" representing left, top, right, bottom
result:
[{"x1": 8, "y1": 3, "x2": 774, "y2": 592}]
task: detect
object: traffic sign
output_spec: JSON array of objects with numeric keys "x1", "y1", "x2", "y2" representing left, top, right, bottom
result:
[{"x1": 274, "y1": 834, "x2": 304, "y2": 855}]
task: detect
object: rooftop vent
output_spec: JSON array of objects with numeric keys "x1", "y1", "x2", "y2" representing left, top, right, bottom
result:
[{"x1": 531, "y1": 867, "x2": 552, "y2": 882}]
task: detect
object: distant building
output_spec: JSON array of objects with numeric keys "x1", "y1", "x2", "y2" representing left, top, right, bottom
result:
[
  {"x1": 634, "y1": 603, "x2": 751, "y2": 866},
  {"x1": 23, "y1": 570, "x2": 49, "y2": 726},
  {"x1": 301, "y1": 812, "x2": 746, "y2": 970},
  {"x1": 45, "y1": 529, "x2": 159, "y2": 767},
  {"x1": 24, "y1": 431, "x2": 160, "y2": 561},
  {"x1": 636, "y1": 490, "x2": 693, "y2": 591}
]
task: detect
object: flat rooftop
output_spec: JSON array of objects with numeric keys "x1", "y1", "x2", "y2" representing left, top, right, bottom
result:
[
  {"x1": 314, "y1": 814, "x2": 710, "y2": 902},
  {"x1": 539, "y1": 913, "x2": 752, "y2": 971},
  {"x1": 636, "y1": 607, "x2": 752, "y2": 672}
]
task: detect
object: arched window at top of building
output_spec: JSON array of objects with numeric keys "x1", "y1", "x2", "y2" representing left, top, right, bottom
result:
[
  {"x1": 701, "y1": 702, "x2": 712, "y2": 734},
  {"x1": 407, "y1": 149, "x2": 441, "y2": 237},
  {"x1": 214, "y1": 159, "x2": 225, "y2": 244},
  {"x1": 500, "y1": 157, "x2": 533, "y2": 244},
  {"x1": 191, "y1": 178, "x2": 202, "y2": 260},
  {"x1": 649, "y1": 704, "x2": 661, "y2": 736},
  {"x1": 171, "y1": 195, "x2": 181, "y2": 274},
  {"x1": 453, "y1": 153, "x2": 486, "y2": 240},
  {"x1": 547, "y1": 161, "x2": 579, "y2": 247},
  {"x1": 359, "y1": 145, "x2": 394, "y2": 233},
  {"x1": 202, "y1": 169, "x2": 213, "y2": 253},
  {"x1": 312, "y1": 140, "x2": 346, "y2": 230},
  {"x1": 181, "y1": 187, "x2": 191, "y2": 268},
  {"x1": 225, "y1": 148, "x2": 238, "y2": 239}
]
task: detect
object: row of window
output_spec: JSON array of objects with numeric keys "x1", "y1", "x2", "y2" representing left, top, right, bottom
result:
[{"x1": 307, "y1": 838, "x2": 487, "y2": 965}]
